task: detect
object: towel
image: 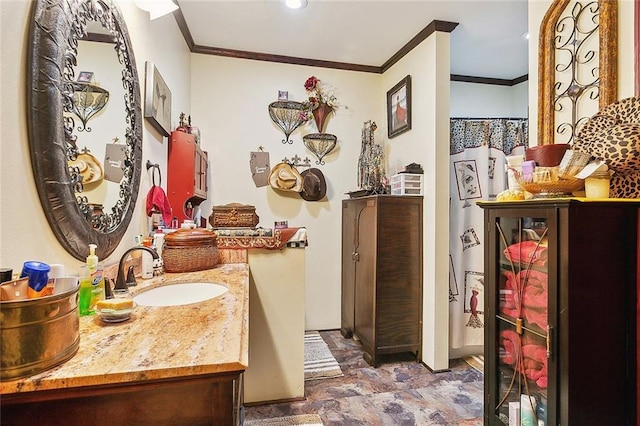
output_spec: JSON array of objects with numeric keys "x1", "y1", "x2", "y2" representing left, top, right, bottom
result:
[
  {"x1": 500, "y1": 329, "x2": 548, "y2": 388},
  {"x1": 146, "y1": 185, "x2": 172, "y2": 226},
  {"x1": 502, "y1": 269, "x2": 549, "y2": 330},
  {"x1": 503, "y1": 240, "x2": 548, "y2": 267}
]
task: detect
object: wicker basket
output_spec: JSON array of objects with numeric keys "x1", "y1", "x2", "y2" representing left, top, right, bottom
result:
[{"x1": 163, "y1": 229, "x2": 219, "y2": 273}]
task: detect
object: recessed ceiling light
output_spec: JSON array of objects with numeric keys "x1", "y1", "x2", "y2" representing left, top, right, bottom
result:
[{"x1": 285, "y1": 0, "x2": 308, "y2": 9}]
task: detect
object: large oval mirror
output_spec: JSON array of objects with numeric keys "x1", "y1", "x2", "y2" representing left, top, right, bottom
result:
[{"x1": 27, "y1": 0, "x2": 142, "y2": 261}]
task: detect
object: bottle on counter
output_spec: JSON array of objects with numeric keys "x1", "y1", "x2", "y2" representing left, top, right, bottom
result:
[
  {"x1": 153, "y1": 230, "x2": 165, "y2": 259},
  {"x1": 79, "y1": 244, "x2": 105, "y2": 316},
  {"x1": 141, "y1": 237, "x2": 154, "y2": 279}
]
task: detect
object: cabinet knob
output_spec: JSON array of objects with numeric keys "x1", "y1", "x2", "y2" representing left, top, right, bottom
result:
[{"x1": 352, "y1": 251, "x2": 359, "y2": 261}]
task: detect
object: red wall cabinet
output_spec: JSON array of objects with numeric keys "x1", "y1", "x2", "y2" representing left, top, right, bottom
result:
[{"x1": 167, "y1": 130, "x2": 208, "y2": 224}]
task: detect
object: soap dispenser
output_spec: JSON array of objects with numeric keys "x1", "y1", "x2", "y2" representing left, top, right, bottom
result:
[{"x1": 78, "y1": 244, "x2": 105, "y2": 316}]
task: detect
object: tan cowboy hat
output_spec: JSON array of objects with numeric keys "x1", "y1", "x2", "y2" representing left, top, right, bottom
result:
[
  {"x1": 269, "y1": 162, "x2": 303, "y2": 192},
  {"x1": 299, "y1": 168, "x2": 327, "y2": 201},
  {"x1": 68, "y1": 151, "x2": 104, "y2": 185}
]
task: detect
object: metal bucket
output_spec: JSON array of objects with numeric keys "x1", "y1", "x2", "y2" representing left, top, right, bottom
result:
[{"x1": 0, "y1": 285, "x2": 80, "y2": 380}]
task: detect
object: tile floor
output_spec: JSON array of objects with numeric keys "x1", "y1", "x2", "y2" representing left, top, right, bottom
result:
[{"x1": 244, "y1": 330, "x2": 484, "y2": 425}]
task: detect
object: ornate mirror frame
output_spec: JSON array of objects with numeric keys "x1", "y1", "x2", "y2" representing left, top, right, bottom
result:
[
  {"x1": 27, "y1": 0, "x2": 142, "y2": 261},
  {"x1": 537, "y1": 0, "x2": 618, "y2": 146}
]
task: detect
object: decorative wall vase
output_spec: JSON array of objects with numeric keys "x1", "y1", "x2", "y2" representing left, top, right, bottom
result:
[
  {"x1": 303, "y1": 133, "x2": 337, "y2": 165},
  {"x1": 268, "y1": 101, "x2": 305, "y2": 144},
  {"x1": 71, "y1": 82, "x2": 109, "y2": 132},
  {"x1": 312, "y1": 103, "x2": 333, "y2": 133}
]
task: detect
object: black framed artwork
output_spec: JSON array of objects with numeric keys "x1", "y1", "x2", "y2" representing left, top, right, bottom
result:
[{"x1": 386, "y1": 75, "x2": 411, "y2": 138}]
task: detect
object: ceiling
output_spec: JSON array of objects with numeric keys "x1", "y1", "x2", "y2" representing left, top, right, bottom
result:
[{"x1": 177, "y1": 0, "x2": 529, "y2": 81}]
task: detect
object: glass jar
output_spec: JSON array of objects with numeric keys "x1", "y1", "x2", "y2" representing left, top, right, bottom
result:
[{"x1": 585, "y1": 170, "x2": 611, "y2": 198}]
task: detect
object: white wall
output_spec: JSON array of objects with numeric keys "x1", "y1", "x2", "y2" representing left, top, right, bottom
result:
[
  {"x1": 0, "y1": 0, "x2": 191, "y2": 272},
  {"x1": 190, "y1": 54, "x2": 380, "y2": 331},
  {"x1": 451, "y1": 80, "x2": 529, "y2": 118},
  {"x1": 381, "y1": 32, "x2": 452, "y2": 371}
]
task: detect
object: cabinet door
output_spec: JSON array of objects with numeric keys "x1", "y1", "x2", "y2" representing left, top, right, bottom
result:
[
  {"x1": 341, "y1": 201, "x2": 358, "y2": 337},
  {"x1": 485, "y1": 209, "x2": 557, "y2": 426},
  {"x1": 194, "y1": 147, "x2": 207, "y2": 199},
  {"x1": 353, "y1": 199, "x2": 377, "y2": 354},
  {"x1": 376, "y1": 198, "x2": 422, "y2": 350}
]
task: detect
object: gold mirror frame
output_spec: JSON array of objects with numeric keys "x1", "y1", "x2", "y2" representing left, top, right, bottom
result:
[{"x1": 537, "y1": 0, "x2": 618, "y2": 146}]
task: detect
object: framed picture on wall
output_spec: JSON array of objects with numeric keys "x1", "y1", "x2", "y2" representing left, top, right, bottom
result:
[
  {"x1": 77, "y1": 71, "x2": 93, "y2": 83},
  {"x1": 144, "y1": 61, "x2": 172, "y2": 137},
  {"x1": 386, "y1": 75, "x2": 411, "y2": 138}
]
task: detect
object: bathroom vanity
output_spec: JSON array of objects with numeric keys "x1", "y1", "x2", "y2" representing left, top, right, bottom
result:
[{"x1": 0, "y1": 264, "x2": 249, "y2": 425}]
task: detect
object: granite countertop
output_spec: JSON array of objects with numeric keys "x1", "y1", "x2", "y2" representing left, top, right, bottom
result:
[{"x1": 0, "y1": 263, "x2": 249, "y2": 395}]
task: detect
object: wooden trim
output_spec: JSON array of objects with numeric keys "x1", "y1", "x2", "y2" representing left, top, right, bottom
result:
[
  {"x1": 380, "y1": 20, "x2": 458, "y2": 73},
  {"x1": 1, "y1": 370, "x2": 243, "y2": 404},
  {"x1": 512, "y1": 74, "x2": 529, "y2": 85},
  {"x1": 538, "y1": 0, "x2": 618, "y2": 146},
  {"x1": 451, "y1": 74, "x2": 528, "y2": 86},
  {"x1": 175, "y1": 15, "x2": 457, "y2": 75},
  {"x1": 538, "y1": 0, "x2": 571, "y2": 147},
  {"x1": 243, "y1": 396, "x2": 306, "y2": 407},
  {"x1": 599, "y1": 0, "x2": 618, "y2": 107},
  {"x1": 191, "y1": 44, "x2": 381, "y2": 73},
  {"x1": 173, "y1": 3, "x2": 195, "y2": 51}
]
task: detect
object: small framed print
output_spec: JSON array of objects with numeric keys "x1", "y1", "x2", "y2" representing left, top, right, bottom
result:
[
  {"x1": 278, "y1": 90, "x2": 289, "y2": 100},
  {"x1": 386, "y1": 75, "x2": 411, "y2": 138},
  {"x1": 77, "y1": 71, "x2": 94, "y2": 83}
]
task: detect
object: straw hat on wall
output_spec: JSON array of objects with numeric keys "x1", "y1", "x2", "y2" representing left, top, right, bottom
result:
[{"x1": 269, "y1": 162, "x2": 303, "y2": 192}]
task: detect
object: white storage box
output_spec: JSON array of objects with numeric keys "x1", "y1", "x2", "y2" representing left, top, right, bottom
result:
[{"x1": 390, "y1": 173, "x2": 423, "y2": 196}]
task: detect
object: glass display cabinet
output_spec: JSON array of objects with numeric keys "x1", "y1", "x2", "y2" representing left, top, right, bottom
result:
[{"x1": 478, "y1": 199, "x2": 639, "y2": 426}]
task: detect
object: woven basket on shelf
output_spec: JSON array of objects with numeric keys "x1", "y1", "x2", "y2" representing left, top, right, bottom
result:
[
  {"x1": 511, "y1": 168, "x2": 584, "y2": 196},
  {"x1": 163, "y1": 229, "x2": 219, "y2": 273}
]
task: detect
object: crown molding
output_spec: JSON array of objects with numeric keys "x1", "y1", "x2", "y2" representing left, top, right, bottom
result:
[
  {"x1": 172, "y1": 7, "x2": 523, "y2": 85},
  {"x1": 451, "y1": 74, "x2": 529, "y2": 86}
]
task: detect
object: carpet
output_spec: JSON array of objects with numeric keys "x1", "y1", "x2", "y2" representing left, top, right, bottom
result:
[
  {"x1": 463, "y1": 355, "x2": 484, "y2": 374},
  {"x1": 244, "y1": 414, "x2": 323, "y2": 426},
  {"x1": 304, "y1": 331, "x2": 344, "y2": 381}
]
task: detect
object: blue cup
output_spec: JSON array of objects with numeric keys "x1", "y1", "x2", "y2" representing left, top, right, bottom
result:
[{"x1": 20, "y1": 261, "x2": 51, "y2": 291}]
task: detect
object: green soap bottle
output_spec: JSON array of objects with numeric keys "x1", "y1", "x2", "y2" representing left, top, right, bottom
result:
[{"x1": 79, "y1": 244, "x2": 105, "y2": 316}]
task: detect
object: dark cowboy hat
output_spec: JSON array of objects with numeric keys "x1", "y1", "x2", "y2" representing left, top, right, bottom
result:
[{"x1": 299, "y1": 168, "x2": 327, "y2": 201}]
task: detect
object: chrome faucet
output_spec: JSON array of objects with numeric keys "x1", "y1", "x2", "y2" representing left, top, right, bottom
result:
[{"x1": 114, "y1": 246, "x2": 160, "y2": 291}]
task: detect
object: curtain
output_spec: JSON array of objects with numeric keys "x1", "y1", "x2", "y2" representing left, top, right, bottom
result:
[{"x1": 449, "y1": 118, "x2": 528, "y2": 353}]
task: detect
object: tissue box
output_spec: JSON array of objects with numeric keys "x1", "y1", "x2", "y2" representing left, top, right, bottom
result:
[{"x1": 390, "y1": 173, "x2": 423, "y2": 196}]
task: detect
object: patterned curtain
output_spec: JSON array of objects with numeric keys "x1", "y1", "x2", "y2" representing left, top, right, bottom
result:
[{"x1": 449, "y1": 118, "x2": 528, "y2": 352}]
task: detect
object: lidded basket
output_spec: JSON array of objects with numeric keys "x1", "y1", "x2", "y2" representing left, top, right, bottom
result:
[{"x1": 163, "y1": 228, "x2": 219, "y2": 273}]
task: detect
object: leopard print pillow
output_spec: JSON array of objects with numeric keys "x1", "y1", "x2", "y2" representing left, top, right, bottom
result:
[
  {"x1": 587, "y1": 123, "x2": 640, "y2": 174},
  {"x1": 574, "y1": 97, "x2": 640, "y2": 197},
  {"x1": 610, "y1": 172, "x2": 640, "y2": 198}
]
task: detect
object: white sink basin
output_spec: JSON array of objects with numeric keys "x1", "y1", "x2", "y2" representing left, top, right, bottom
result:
[{"x1": 133, "y1": 282, "x2": 228, "y2": 307}]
